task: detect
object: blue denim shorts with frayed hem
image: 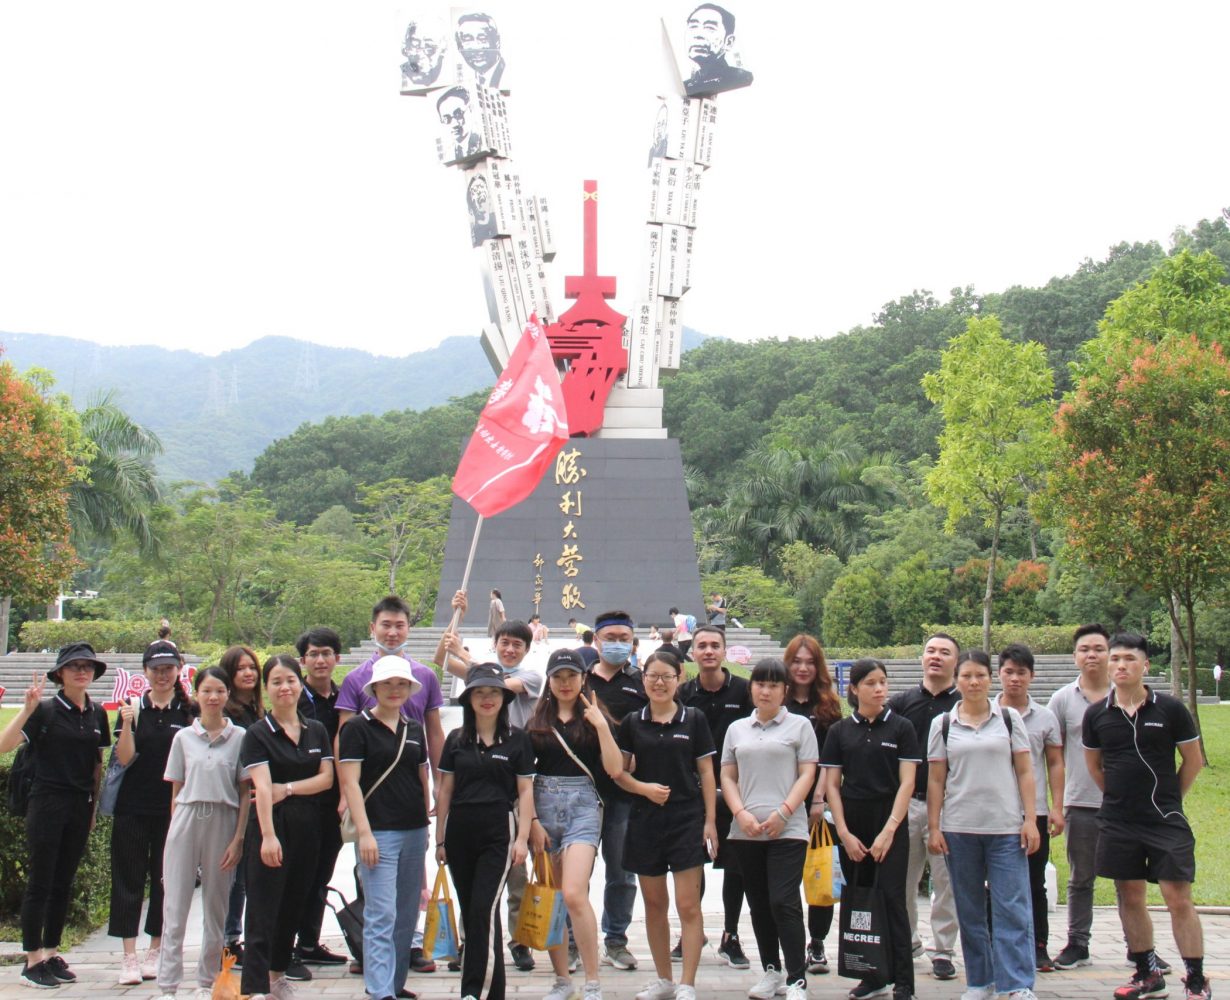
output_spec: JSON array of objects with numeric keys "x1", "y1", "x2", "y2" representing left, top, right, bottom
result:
[{"x1": 534, "y1": 775, "x2": 601, "y2": 852}]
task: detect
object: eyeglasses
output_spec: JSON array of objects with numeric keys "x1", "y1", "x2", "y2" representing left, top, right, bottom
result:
[
  {"x1": 60, "y1": 662, "x2": 95, "y2": 673},
  {"x1": 303, "y1": 651, "x2": 336, "y2": 660},
  {"x1": 644, "y1": 672, "x2": 678, "y2": 685}
]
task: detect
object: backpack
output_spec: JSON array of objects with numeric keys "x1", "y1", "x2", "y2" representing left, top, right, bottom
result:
[
  {"x1": 941, "y1": 706, "x2": 1013, "y2": 747},
  {"x1": 7, "y1": 716, "x2": 48, "y2": 817},
  {"x1": 685, "y1": 614, "x2": 697, "y2": 633}
]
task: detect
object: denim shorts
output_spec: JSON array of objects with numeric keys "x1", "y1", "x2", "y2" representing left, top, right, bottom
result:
[{"x1": 534, "y1": 775, "x2": 602, "y2": 852}]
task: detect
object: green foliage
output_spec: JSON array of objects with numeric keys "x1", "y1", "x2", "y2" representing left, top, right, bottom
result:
[
  {"x1": 918, "y1": 623, "x2": 1084, "y2": 655},
  {"x1": 357, "y1": 475, "x2": 451, "y2": 600},
  {"x1": 18, "y1": 618, "x2": 197, "y2": 653},
  {"x1": 778, "y1": 542, "x2": 843, "y2": 637},
  {"x1": 700, "y1": 566, "x2": 800, "y2": 640},
  {"x1": 823, "y1": 568, "x2": 891, "y2": 648},
  {"x1": 886, "y1": 552, "x2": 952, "y2": 644}
]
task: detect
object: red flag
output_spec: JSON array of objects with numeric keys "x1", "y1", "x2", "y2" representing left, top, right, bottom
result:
[{"x1": 452, "y1": 315, "x2": 570, "y2": 517}]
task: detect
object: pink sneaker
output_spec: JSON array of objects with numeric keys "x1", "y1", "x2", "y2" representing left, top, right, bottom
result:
[
  {"x1": 118, "y1": 953, "x2": 142, "y2": 985},
  {"x1": 141, "y1": 947, "x2": 160, "y2": 980}
]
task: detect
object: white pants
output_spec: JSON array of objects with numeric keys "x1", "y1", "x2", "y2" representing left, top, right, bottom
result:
[{"x1": 905, "y1": 797, "x2": 959, "y2": 958}]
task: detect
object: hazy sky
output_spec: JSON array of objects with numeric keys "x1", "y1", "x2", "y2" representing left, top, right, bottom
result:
[{"x1": 1, "y1": 1, "x2": 1226, "y2": 360}]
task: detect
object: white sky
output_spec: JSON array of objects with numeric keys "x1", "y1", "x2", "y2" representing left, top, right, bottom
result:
[{"x1": 1, "y1": 1, "x2": 1227, "y2": 360}]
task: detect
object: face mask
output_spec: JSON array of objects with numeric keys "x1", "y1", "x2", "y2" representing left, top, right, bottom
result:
[
  {"x1": 601, "y1": 641, "x2": 632, "y2": 666},
  {"x1": 375, "y1": 639, "x2": 409, "y2": 655}
]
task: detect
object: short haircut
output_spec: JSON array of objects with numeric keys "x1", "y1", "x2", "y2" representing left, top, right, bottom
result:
[
  {"x1": 925, "y1": 632, "x2": 961, "y2": 656},
  {"x1": 998, "y1": 642, "x2": 1035, "y2": 674},
  {"x1": 495, "y1": 619, "x2": 533, "y2": 646},
  {"x1": 262, "y1": 652, "x2": 303, "y2": 684},
  {"x1": 956, "y1": 649, "x2": 992, "y2": 675},
  {"x1": 371, "y1": 595, "x2": 412, "y2": 622},
  {"x1": 436, "y1": 86, "x2": 469, "y2": 111},
  {"x1": 691, "y1": 623, "x2": 726, "y2": 646},
  {"x1": 668, "y1": 606, "x2": 679, "y2": 616},
  {"x1": 1109, "y1": 632, "x2": 1149, "y2": 655},
  {"x1": 296, "y1": 626, "x2": 341, "y2": 657},
  {"x1": 455, "y1": 11, "x2": 500, "y2": 45},
  {"x1": 491, "y1": 588, "x2": 501, "y2": 599},
  {"x1": 594, "y1": 611, "x2": 634, "y2": 634},
  {"x1": 1073, "y1": 623, "x2": 1110, "y2": 645},
  {"x1": 690, "y1": 3, "x2": 735, "y2": 36},
  {"x1": 581, "y1": 630, "x2": 594, "y2": 644},
  {"x1": 643, "y1": 648, "x2": 683, "y2": 676},
  {"x1": 749, "y1": 657, "x2": 788, "y2": 686}
]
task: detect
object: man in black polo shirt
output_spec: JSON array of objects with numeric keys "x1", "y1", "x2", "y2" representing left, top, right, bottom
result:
[
  {"x1": 887, "y1": 632, "x2": 960, "y2": 981},
  {"x1": 677, "y1": 624, "x2": 752, "y2": 969},
  {"x1": 1082, "y1": 632, "x2": 1206, "y2": 1000},
  {"x1": 292, "y1": 627, "x2": 348, "y2": 975}
]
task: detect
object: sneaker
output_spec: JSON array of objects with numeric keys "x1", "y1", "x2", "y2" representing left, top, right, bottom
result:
[
  {"x1": 718, "y1": 933, "x2": 751, "y2": 970},
  {"x1": 785, "y1": 982, "x2": 807, "y2": 1000},
  {"x1": 1184, "y1": 976, "x2": 1212, "y2": 1000},
  {"x1": 670, "y1": 937, "x2": 683, "y2": 961},
  {"x1": 19, "y1": 963, "x2": 59, "y2": 990},
  {"x1": 569, "y1": 941, "x2": 580, "y2": 973},
  {"x1": 296, "y1": 944, "x2": 347, "y2": 965},
  {"x1": 154, "y1": 994, "x2": 177, "y2": 1000},
  {"x1": 141, "y1": 947, "x2": 161, "y2": 980},
  {"x1": 960, "y1": 989, "x2": 995, "y2": 1000},
  {"x1": 635, "y1": 978, "x2": 677, "y2": 1000},
  {"x1": 892, "y1": 990, "x2": 916, "y2": 1000},
  {"x1": 748, "y1": 966, "x2": 786, "y2": 999},
  {"x1": 409, "y1": 948, "x2": 435, "y2": 974},
  {"x1": 676, "y1": 986, "x2": 697, "y2": 1000},
  {"x1": 196, "y1": 989, "x2": 215, "y2": 1000},
  {"x1": 118, "y1": 953, "x2": 143, "y2": 985},
  {"x1": 283, "y1": 958, "x2": 312, "y2": 982},
  {"x1": 225, "y1": 941, "x2": 244, "y2": 967},
  {"x1": 581, "y1": 982, "x2": 602, "y2": 1000},
  {"x1": 1006, "y1": 991, "x2": 1039, "y2": 1000},
  {"x1": 1114, "y1": 970, "x2": 1169, "y2": 1000},
  {"x1": 510, "y1": 942, "x2": 536, "y2": 971},
  {"x1": 396, "y1": 991, "x2": 417, "y2": 999},
  {"x1": 269, "y1": 974, "x2": 298, "y2": 1000},
  {"x1": 848, "y1": 982, "x2": 890, "y2": 1000},
  {"x1": 1036, "y1": 943, "x2": 1055, "y2": 973},
  {"x1": 1054, "y1": 943, "x2": 1091, "y2": 969},
  {"x1": 807, "y1": 941, "x2": 828, "y2": 974},
  {"x1": 931, "y1": 957, "x2": 957, "y2": 981},
  {"x1": 602, "y1": 944, "x2": 638, "y2": 971},
  {"x1": 911, "y1": 943, "x2": 925, "y2": 960},
  {"x1": 544, "y1": 975, "x2": 577, "y2": 1000},
  {"x1": 42, "y1": 957, "x2": 75, "y2": 984},
  {"x1": 348, "y1": 961, "x2": 362, "y2": 975},
  {"x1": 1125, "y1": 953, "x2": 1174, "y2": 974}
]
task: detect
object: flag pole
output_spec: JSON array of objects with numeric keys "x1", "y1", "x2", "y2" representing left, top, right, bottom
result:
[{"x1": 448, "y1": 514, "x2": 485, "y2": 632}]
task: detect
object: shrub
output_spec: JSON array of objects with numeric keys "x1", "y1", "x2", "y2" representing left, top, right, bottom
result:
[
  {"x1": 18, "y1": 619, "x2": 197, "y2": 654},
  {"x1": 918, "y1": 623, "x2": 1082, "y2": 654}
]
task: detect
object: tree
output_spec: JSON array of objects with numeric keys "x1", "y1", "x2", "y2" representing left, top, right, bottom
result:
[
  {"x1": 822, "y1": 567, "x2": 890, "y2": 649},
  {"x1": 0, "y1": 359, "x2": 84, "y2": 653},
  {"x1": 1044, "y1": 334, "x2": 1230, "y2": 753},
  {"x1": 922, "y1": 316, "x2": 1054, "y2": 650},
  {"x1": 356, "y1": 476, "x2": 452, "y2": 595},
  {"x1": 700, "y1": 565, "x2": 800, "y2": 639}
]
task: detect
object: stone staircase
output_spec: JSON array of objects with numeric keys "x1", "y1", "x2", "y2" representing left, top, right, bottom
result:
[{"x1": 0, "y1": 652, "x2": 202, "y2": 705}]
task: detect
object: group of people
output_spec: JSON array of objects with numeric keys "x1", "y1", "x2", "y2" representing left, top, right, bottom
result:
[{"x1": 1, "y1": 602, "x2": 1209, "y2": 1000}]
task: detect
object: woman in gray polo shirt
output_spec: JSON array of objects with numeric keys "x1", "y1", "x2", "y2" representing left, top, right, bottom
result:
[{"x1": 926, "y1": 650, "x2": 1040, "y2": 1000}]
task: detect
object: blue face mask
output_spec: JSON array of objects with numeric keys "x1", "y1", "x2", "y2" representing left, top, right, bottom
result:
[{"x1": 601, "y1": 641, "x2": 632, "y2": 666}]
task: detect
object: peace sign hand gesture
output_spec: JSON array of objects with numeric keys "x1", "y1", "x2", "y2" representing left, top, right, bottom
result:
[
  {"x1": 578, "y1": 691, "x2": 605, "y2": 731},
  {"x1": 23, "y1": 672, "x2": 45, "y2": 716}
]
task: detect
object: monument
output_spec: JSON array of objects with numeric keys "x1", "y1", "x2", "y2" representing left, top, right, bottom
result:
[{"x1": 396, "y1": 6, "x2": 754, "y2": 625}]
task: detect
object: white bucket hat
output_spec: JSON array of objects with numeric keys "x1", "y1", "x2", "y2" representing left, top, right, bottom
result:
[{"x1": 362, "y1": 655, "x2": 423, "y2": 700}]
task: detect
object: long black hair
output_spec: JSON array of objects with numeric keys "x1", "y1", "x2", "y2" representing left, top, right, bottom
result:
[
  {"x1": 527, "y1": 668, "x2": 614, "y2": 750},
  {"x1": 459, "y1": 695, "x2": 512, "y2": 746}
]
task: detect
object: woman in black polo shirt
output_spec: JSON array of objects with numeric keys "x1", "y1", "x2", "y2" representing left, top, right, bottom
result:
[
  {"x1": 221, "y1": 644, "x2": 264, "y2": 959},
  {"x1": 110, "y1": 639, "x2": 195, "y2": 985},
  {"x1": 821, "y1": 658, "x2": 920, "y2": 1000},
  {"x1": 435, "y1": 665, "x2": 535, "y2": 1000},
  {"x1": 239, "y1": 654, "x2": 334, "y2": 1000},
  {"x1": 0, "y1": 643, "x2": 111, "y2": 989},
  {"x1": 784, "y1": 633, "x2": 843, "y2": 975},
  {"x1": 617, "y1": 649, "x2": 716, "y2": 1000}
]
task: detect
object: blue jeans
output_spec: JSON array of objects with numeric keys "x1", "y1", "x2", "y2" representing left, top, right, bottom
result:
[
  {"x1": 943, "y1": 832, "x2": 1035, "y2": 993},
  {"x1": 600, "y1": 796, "x2": 636, "y2": 948},
  {"x1": 358, "y1": 827, "x2": 429, "y2": 999}
]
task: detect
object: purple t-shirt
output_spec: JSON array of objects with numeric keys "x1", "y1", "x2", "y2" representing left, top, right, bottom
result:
[{"x1": 336, "y1": 653, "x2": 444, "y2": 725}]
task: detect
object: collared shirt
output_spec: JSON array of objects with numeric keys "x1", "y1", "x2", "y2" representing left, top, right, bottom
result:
[
  {"x1": 889, "y1": 681, "x2": 961, "y2": 798},
  {"x1": 589, "y1": 663, "x2": 649, "y2": 722},
  {"x1": 1047, "y1": 676, "x2": 1105, "y2": 809},
  {"x1": 239, "y1": 713, "x2": 333, "y2": 816},
  {"x1": 998, "y1": 695, "x2": 1062, "y2": 813},
  {"x1": 530, "y1": 717, "x2": 618, "y2": 802},
  {"x1": 1082, "y1": 685, "x2": 1198, "y2": 823},
  {"x1": 928, "y1": 702, "x2": 1031, "y2": 835},
  {"x1": 22, "y1": 692, "x2": 110, "y2": 798},
  {"x1": 164, "y1": 718, "x2": 246, "y2": 808},
  {"x1": 336, "y1": 653, "x2": 444, "y2": 725},
  {"x1": 678, "y1": 666, "x2": 752, "y2": 781},
  {"x1": 338, "y1": 711, "x2": 428, "y2": 831},
  {"x1": 439, "y1": 728, "x2": 535, "y2": 809},
  {"x1": 299, "y1": 681, "x2": 341, "y2": 740},
  {"x1": 820, "y1": 708, "x2": 920, "y2": 802},
  {"x1": 112, "y1": 692, "x2": 195, "y2": 815},
  {"x1": 618, "y1": 703, "x2": 715, "y2": 805},
  {"x1": 721, "y1": 707, "x2": 819, "y2": 842}
]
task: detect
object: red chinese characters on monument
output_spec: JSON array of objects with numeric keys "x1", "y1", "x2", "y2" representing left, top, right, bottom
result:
[{"x1": 545, "y1": 179, "x2": 628, "y2": 437}]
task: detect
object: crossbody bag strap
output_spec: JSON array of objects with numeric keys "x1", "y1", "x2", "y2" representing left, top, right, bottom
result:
[
  {"x1": 364, "y1": 720, "x2": 408, "y2": 802},
  {"x1": 552, "y1": 726, "x2": 598, "y2": 788}
]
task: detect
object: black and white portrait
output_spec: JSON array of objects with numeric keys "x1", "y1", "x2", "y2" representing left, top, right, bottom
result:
[
  {"x1": 673, "y1": 3, "x2": 753, "y2": 98},
  {"x1": 453, "y1": 9, "x2": 506, "y2": 89},
  {"x1": 647, "y1": 101, "x2": 669, "y2": 166},
  {"x1": 467, "y1": 174, "x2": 499, "y2": 247},
  {"x1": 437, "y1": 86, "x2": 483, "y2": 162},
  {"x1": 400, "y1": 16, "x2": 448, "y2": 91}
]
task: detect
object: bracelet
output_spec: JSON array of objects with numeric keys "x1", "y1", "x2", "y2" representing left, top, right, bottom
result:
[
  {"x1": 780, "y1": 801, "x2": 794, "y2": 816},
  {"x1": 286, "y1": 782, "x2": 294, "y2": 797},
  {"x1": 774, "y1": 806, "x2": 789, "y2": 822}
]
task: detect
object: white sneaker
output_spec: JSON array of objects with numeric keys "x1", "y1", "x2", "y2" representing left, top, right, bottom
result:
[
  {"x1": 748, "y1": 966, "x2": 787, "y2": 999},
  {"x1": 544, "y1": 975, "x2": 577, "y2": 1000},
  {"x1": 1005, "y1": 992, "x2": 1038, "y2": 1000},
  {"x1": 960, "y1": 990, "x2": 996, "y2": 1000},
  {"x1": 676, "y1": 986, "x2": 697, "y2": 1000},
  {"x1": 196, "y1": 989, "x2": 214, "y2": 1000},
  {"x1": 268, "y1": 974, "x2": 297, "y2": 1000},
  {"x1": 581, "y1": 982, "x2": 602, "y2": 1000},
  {"x1": 785, "y1": 982, "x2": 808, "y2": 1000},
  {"x1": 635, "y1": 978, "x2": 677, "y2": 1000},
  {"x1": 153, "y1": 994, "x2": 178, "y2": 1000},
  {"x1": 141, "y1": 948, "x2": 161, "y2": 981},
  {"x1": 118, "y1": 954, "x2": 142, "y2": 985}
]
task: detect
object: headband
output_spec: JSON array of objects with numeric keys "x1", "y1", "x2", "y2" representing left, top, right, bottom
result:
[{"x1": 594, "y1": 614, "x2": 634, "y2": 632}]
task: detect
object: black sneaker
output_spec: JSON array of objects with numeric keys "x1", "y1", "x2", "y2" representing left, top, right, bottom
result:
[
  {"x1": 807, "y1": 941, "x2": 829, "y2": 974},
  {"x1": 717, "y1": 933, "x2": 750, "y2": 970},
  {"x1": 1125, "y1": 952, "x2": 1173, "y2": 974},
  {"x1": 1036, "y1": 943, "x2": 1055, "y2": 973},
  {"x1": 931, "y1": 957, "x2": 956, "y2": 980},
  {"x1": 42, "y1": 957, "x2": 75, "y2": 984},
  {"x1": 1114, "y1": 970, "x2": 1168, "y2": 1000},
  {"x1": 296, "y1": 944, "x2": 347, "y2": 965},
  {"x1": 509, "y1": 942, "x2": 535, "y2": 972},
  {"x1": 848, "y1": 981, "x2": 890, "y2": 999},
  {"x1": 226, "y1": 941, "x2": 244, "y2": 968},
  {"x1": 1054, "y1": 943, "x2": 1092, "y2": 969},
  {"x1": 892, "y1": 989, "x2": 916, "y2": 1000},
  {"x1": 670, "y1": 936, "x2": 682, "y2": 960},
  {"x1": 448, "y1": 942, "x2": 463, "y2": 972},
  {"x1": 409, "y1": 948, "x2": 436, "y2": 973},
  {"x1": 1184, "y1": 975, "x2": 1212, "y2": 1000},
  {"x1": 20, "y1": 962, "x2": 59, "y2": 990},
  {"x1": 284, "y1": 957, "x2": 313, "y2": 981}
]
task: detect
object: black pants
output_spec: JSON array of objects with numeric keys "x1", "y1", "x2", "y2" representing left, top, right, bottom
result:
[
  {"x1": 241, "y1": 804, "x2": 321, "y2": 994},
  {"x1": 297, "y1": 800, "x2": 343, "y2": 950},
  {"x1": 446, "y1": 804, "x2": 515, "y2": 1000},
  {"x1": 730, "y1": 838, "x2": 808, "y2": 985},
  {"x1": 108, "y1": 811, "x2": 172, "y2": 938},
  {"x1": 839, "y1": 797, "x2": 912, "y2": 993},
  {"x1": 712, "y1": 795, "x2": 745, "y2": 936},
  {"x1": 1027, "y1": 816, "x2": 1050, "y2": 946},
  {"x1": 22, "y1": 792, "x2": 93, "y2": 952}
]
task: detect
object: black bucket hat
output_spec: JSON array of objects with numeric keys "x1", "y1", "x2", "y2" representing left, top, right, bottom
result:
[
  {"x1": 50, "y1": 641, "x2": 108, "y2": 681},
  {"x1": 460, "y1": 663, "x2": 515, "y2": 704}
]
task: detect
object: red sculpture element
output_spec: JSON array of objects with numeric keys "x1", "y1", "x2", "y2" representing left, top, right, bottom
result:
[{"x1": 545, "y1": 180, "x2": 628, "y2": 437}]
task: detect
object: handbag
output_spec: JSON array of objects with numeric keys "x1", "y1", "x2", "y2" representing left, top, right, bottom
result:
[
  {"x1": 421, "y1": 865, "x2": 461, "y2": 962},
  {"x1": 513, "y1": 852, "x2": 567, "y2": 950},
  {"x1": 340, "y1": 719, "x2": 407, "y2": 843},
  {"x1": 98, "y1": 697, "x2": 141, "y2": 817},
  {"x1": 837, "y1": 864, "x2": 892, "y2": 980},
  {"x1": 803, "y1": 821, "x2": 840, "y2": 907}
]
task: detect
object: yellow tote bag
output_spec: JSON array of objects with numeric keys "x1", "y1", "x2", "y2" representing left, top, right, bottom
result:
[
  {"x1": 422, "y1": 865, "x2": 461, "y2": 961},
  {"x1": 513, "y1": 853, "x2": 567, "y2": 950},
  {"x1": 803, "y1": 821, "x2": 838, "y2": 907}
]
